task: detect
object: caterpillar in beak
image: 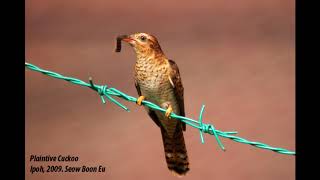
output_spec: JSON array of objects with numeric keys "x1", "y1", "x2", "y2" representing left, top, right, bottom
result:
[
  {"x1": 115, "y1": 36, "x2": 123, "y2": 52},
  {"x1": 115, "y1": 35, "x2": 130, "y2": 52}
]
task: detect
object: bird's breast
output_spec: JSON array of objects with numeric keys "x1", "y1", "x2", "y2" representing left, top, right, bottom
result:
[
  {"x1": 135, "y1": 59, "x2": 174, "y2": 103},
  {"x1": 135, "y1": 57, "x2": 181, "y2": 135}
]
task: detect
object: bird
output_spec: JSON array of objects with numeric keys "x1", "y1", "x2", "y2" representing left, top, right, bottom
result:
[{"x1": 116, "y1": 33, "x2": 189, "y2": 176}]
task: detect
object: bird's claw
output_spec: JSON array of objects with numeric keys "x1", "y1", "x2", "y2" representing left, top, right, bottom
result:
[
  {"x1": 136, "y1": 96, "x2": 145, "y2": 106},
  {"x1": 165, "y1": 105, "x2": 173, "y2": 118}
]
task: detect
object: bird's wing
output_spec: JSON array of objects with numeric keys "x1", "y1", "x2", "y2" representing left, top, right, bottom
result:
[
  {"x1": 135, "y1": 80, "x2": 163, "y2": 128},
  {"x1": 168, "y1": 59, "x2": 186, "y2": 131}
]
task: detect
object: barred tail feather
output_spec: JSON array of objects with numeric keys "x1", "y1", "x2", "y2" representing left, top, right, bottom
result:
[{"x1": 161, "y1": 125, "x2": 189, "y2": 176}]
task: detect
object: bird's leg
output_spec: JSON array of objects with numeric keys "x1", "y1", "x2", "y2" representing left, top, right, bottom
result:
[
  {"x1": 136, "y1": 96, "x2": 145, "y2": 106},
  {"x1": 162, "y1": 102, "x2": 173, "y2": 119},
  {"x1": 165, "y1": 105, "x2": 173, "y2": 118}
]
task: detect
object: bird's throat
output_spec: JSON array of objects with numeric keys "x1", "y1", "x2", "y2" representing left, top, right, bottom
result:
[{"x1": 135, "y1": 54, "x2": 167, "y2": 68}]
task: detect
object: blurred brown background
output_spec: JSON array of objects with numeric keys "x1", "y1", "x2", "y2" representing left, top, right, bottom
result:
[{"x1": 25, "y1": 0, "x2": 295, "y2": 179}]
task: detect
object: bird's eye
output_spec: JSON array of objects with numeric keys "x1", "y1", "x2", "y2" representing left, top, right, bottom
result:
[{"x1": 140, "y1": 36, "x2": 146, "y2": 41}]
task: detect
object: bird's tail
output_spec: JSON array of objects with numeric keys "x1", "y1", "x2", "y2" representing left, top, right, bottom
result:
[{"x1": 161, "y1": 124, "x2": 189, "y2": 176}]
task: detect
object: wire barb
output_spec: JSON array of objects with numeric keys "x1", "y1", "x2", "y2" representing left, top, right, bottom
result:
[
  {"x1": 198, "y1": 105, "x2": 225, "y2": 151},
  {"x1": 25, "y1": 62, "x2": 295, "y2": 156},
  {"x1": 88, "y1": 77, "x2": 106, "y2": 104}
]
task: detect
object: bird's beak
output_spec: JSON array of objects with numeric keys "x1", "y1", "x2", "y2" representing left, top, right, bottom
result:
[
  {"x1": 116, "y1": 35, "x2": 135, "y2": 52},
  {"x1": 117, "y1": 35, "x2": 135, "y2": 43},
  {"x1": 116, "y1": 35, "x2": 136, "y2": 52}
]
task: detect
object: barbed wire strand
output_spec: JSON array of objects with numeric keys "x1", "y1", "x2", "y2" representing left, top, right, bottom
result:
[{"x1": 25, "y1": 62, "x2": 295, "y2": 155}]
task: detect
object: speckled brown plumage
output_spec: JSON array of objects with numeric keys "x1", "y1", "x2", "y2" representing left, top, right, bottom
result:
[{"x1": 118, "y1": 33, "x2": 189, "y2": 176}]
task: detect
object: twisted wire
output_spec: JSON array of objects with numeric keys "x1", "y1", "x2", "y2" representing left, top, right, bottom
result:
[{"x1": 25, "y1": 62, "x2": 295, "y2": 156}]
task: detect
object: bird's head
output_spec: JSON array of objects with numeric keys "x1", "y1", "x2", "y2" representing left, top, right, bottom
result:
[{"x1": 116, "y1": 33, "x2": 164, "y2": 57}]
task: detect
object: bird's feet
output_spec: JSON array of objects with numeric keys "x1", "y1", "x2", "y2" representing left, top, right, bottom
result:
[
  {"x1": 165, "y1": 105, "x2": 173, "y2": 118},
  {"x1": 136, "y1": 96, "x2": 145, "y2": 106}
]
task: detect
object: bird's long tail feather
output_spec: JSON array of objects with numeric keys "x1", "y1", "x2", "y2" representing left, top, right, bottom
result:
[{"x1": 161, "y1": 124, "x2": 189, "y2": 176}]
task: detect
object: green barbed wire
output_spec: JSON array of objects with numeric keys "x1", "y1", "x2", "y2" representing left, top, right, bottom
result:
[{"x1": 25, "y1": 62, "x2": 295, "y2": 155}]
